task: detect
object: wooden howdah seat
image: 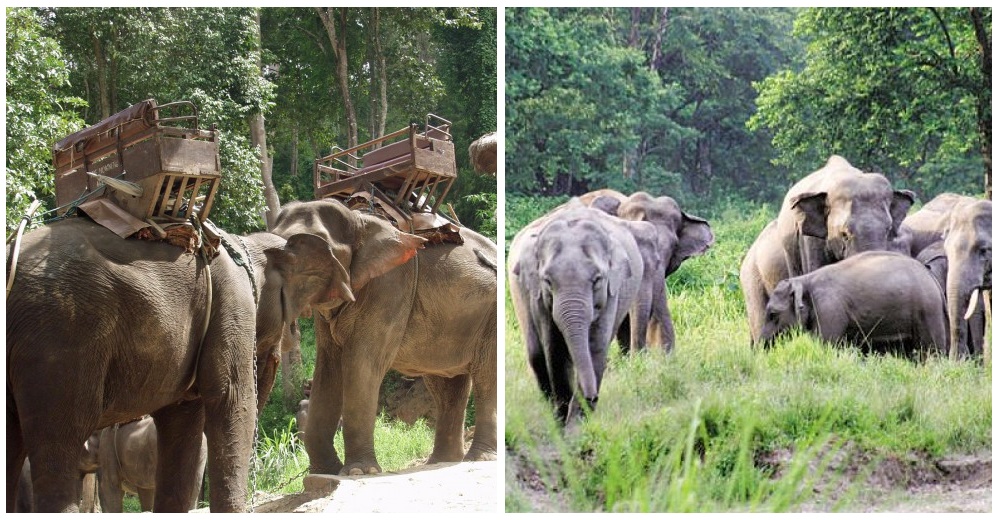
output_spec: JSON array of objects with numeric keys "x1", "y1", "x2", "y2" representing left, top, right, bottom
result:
[
  {"x1": 53, "y1": 99, "x2": 221, "y2": 226},
  {"x1": 314, "y1": 114, "x2": 458, "y2": 217}
]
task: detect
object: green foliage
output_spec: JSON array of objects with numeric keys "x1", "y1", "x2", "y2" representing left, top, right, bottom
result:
[
  {"x1": 506, "y1": 8, "x2": 798, "y2": 205},
  {"x1": 505, "y1": 199, "x2": 992, "y2": 512},
  {"x1": 750, "y1": 7, "x2": 990, "y2": 198},
  {"x1": 5, "y1": 7, "x2": 85, "y2": 231}
]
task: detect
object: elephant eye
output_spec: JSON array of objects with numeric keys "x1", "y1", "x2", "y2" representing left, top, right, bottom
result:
[
  {"x1": 592, "y1": 274, "x2": 604, "y2": 286},
  {"x1": 980, "y1": 246, "x2": 991, "y2": 258}
]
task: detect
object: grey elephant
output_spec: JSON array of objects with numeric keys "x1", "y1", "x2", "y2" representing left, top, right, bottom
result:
[
  {"x1": 270, "y1": 200, "x2": 498, "y2": 476},
  {"x1": 97, "y1": 416, "x2": 207, "y2": 512},
  {"x1": 741, "y1": 155, "x2": 915, "y2": 343},
  {"x1": 902, "y1": 193, "x2": 992, "y2": 359},
  {"x1": 7, "y1": 218, "x2": 357, "y2": 512},
  {"x1": 509, "y1": 202, "x2": 643, "y2": 423},
  {"x1": 616, "y1": 191, "x2": 714, "y2": 352},
  {"x1": 759, "y1": 251, "x2": 947, "y2": 357}
]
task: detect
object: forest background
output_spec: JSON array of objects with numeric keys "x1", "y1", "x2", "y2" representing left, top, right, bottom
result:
[
  {"x1": 6, "y1": 6, "x2": 498, "y2": 237},
  {"x1": 505, "y1": 7, "x2": 991, "y2": 219}
]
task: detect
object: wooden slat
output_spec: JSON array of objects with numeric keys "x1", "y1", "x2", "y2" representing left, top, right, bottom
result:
[{"x1": 171, "y1": 176, "x2": 190, "y2": 218}]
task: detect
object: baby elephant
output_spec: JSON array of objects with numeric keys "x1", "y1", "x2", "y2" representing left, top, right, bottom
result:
[
  {"x1": 98, "y1": 416, "x2": 207, "y2": 512},
  {"x1": 759, "y1": 251, "x2": 947, "y2": 357}
]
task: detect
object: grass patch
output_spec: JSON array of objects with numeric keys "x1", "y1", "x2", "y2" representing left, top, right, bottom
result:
[{"x1": 504, "y1": 196, "x2": 991, "y2": 512}]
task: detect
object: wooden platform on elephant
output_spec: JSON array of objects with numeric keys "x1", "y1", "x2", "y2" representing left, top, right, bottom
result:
[{"x1": 313, "y1": 114, "x2": 457, "y2": 216}]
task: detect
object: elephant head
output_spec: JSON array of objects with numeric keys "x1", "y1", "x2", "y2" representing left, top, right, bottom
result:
[
  {"x1": 253, "y1": 232, "x2": 356, "y2": 413},
  {"x1": 271, "y1": 200, "x2": 427, "y2": 298},
  {"x1": 789, "y1": 157, "x2": 915, "y2": 262},
  {"x1": 759, "y1": 278, "x2": 810, "y2": 346},
  {"x1": 942, "y1": 199, "x2": 992, "y2": 359},
  {"x1": 617, "y1": 192, "x2": 714, "y2": 276}
]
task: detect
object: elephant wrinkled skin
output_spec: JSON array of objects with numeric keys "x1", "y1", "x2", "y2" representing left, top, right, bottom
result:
[
  {"x1": 7, "y1": 218, "x2": 353, "y2": 512},
  {"x1": 741, "y1": 155, "x2": 915, "y2": 343},
  {"x1": 271, "y1": 200, "x2": 498, "y2": 476},
  {"x1": 759, "y1": 251, "x2": 947, "y2": 357},
  {"x1": 509, "y1": 202, "x2": 643, "y2": 423}
]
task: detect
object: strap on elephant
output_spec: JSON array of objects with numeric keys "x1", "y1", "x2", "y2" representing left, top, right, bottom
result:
[{"x1": 6, "y1": 200, "x2": 43, "y2": 300}]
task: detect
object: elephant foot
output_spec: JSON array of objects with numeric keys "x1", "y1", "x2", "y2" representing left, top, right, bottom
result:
[
  {"x1": 340, "y1": 461, "x2": 381, "y2": 476},
  {"x1": 463, "y1": 447, "x2": 497, "y2": 462},
  {"x1": 309, "y1": 460, "x2": 344, "y2": 476}
]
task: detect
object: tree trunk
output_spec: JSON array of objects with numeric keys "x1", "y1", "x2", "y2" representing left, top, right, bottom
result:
[
  {"x1": 251, "y1": 9, "x2": 281, "y2": 229},
  {"x1": 290, "y1": 125, "x2": 299, "y2": 179},
  {"x1": 92, "y1": 34, "x2": 110, "y2": 120},
  {"x1": 650, "y1": 7, "x2": 669, "y2": 71},
  {"x1": 317, "y1": 7, "x2": 359, "y2": 149},
  {"x1": 969, "y1": 7, "x2": 991, "y2": 198}
]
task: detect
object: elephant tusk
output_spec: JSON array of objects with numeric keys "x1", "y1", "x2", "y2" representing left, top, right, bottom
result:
[{"x1": 964, "y1": 287, "x2": 981, "y2": 321}]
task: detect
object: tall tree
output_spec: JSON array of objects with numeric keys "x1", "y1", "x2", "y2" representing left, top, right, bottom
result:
[
  {"x1": 750, "y1": 7, "x2": 990, "y2": 198},
  {"x1": 5, "y1": 7, "x2": 85, "y2": 230},
  {"x1": 315, "y1": 7, "x2": 359, "y2": 149}
]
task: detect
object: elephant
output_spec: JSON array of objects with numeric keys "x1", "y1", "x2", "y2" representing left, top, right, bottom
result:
[
  {"x1": 97, "y1": 416, "x2": 207, "y2": 512},
  {"x1": 508, "y1": 202, "x2": 644, "y2": 423},
  {"x1": 758, "y1": 251, "x2": 947, "y2": 357},
  {"x1": 615, "y1": 191, "x2": 714, "y2": 352},
  {"x1": 270, "y1": 199, "x2": 498, "y2": 476},
  {"x1": 902, "y1": 193, "x2": 992, "y2": 359},
  {"x1": 571, "y1": 190, "x2": 715, "y2": 353},
  {"x1": 741, "y1": 155, "x2": 915, "y2": 343},
  {"x1": 6, "y1": 217, "x2": 364, "y2": 512}
]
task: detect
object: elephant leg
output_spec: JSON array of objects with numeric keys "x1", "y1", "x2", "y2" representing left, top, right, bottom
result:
[
  {"x1": 466, "y1": 367, "x2": 498, "y2": 461},
  {"x1": 525, "y1": 318, "x2": 553, "y2": 400},
  {"x1": 22, "y1": 418, "x2": 92, "y2": 512},
  {"x1": 7, "y1": 395, "x2": 27, "y2": 513},
  {"x1": 304, "y1": 315, "x2": 346, "y2": 475},
  {"x1": 198, "y1": 330, "x2": 256, "y2": 512},
  {"x1": 138, "y1": 488, "x2": 155, "y2": 512},
  {"x1": 741, "y1": 270, "x2": 769, "y2": 345},
  {"x1": 80, "y1": 472, "x2": 98, "y2": 512},
  {"x1": 97, "y1": 467, "x2": 124, "y2": 513},
  {"x1": 651, "y1": 282, "x2": 675, "y2": 353},
  {"x1": 423, "y1": 374, "x2": 471, "y2": 464},
  {"x1": 151, "y1": 400, "x2": 204, "y2": 512},
  {"x1": 339, "y1": 338, "x2": 396, "y2": 475},
  {"x1": 629, "y1": 298, "x2": 651, "y2": 353}
]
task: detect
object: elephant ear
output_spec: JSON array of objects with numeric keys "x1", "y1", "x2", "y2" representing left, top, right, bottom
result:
[
  {"x1": 351, "y1": 216, "x2": 427, "y2": 292},
  {"x1": 666, "y1": 212, "x2": 715, "y2": 276},
  {"x1": 791, "y1": 192, "x2": 828, "y2": 238},
  {"x1": 590, "y1": 195, "x2": 621, "y2": 215},
  {"x1": 890, "y1": 190, "x2": 916, "y2": 234},
  {"x1": 606, "y1": 231, "x2": 635, "y2": 299}
]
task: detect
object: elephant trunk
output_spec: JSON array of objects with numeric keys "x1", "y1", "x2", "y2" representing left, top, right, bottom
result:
[
  {"x1": 946, "y1": 270, "x2": 974, "y2": 360},
  {"x1": 553, "y1": 293, "x2": 598, "y2": 402}
]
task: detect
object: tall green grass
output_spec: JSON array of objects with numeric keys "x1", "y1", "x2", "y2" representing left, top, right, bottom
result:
[{"x1": 504, "y1": 196, "x2": 992, "y2": 512}]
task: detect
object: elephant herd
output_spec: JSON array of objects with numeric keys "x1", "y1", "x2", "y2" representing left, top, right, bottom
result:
[
  {"x1": 7, "y1": 199, "x2": 498, "y2": 512},
  {"x1": 510, "y1": 155, "x2": 991, "y2": 425}
]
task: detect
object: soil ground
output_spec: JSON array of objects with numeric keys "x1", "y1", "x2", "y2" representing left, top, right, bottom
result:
[
  {"x1": 240, "y1": 461, "x2": 499, "y2": 513},
  {"x1": 507, "y1": 446, "x2": 991, "y2": 513}
]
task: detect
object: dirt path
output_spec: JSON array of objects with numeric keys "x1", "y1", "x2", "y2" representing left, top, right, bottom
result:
[{"x1": 247, "y1": 461, "x2": 498, "y2": 513}]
